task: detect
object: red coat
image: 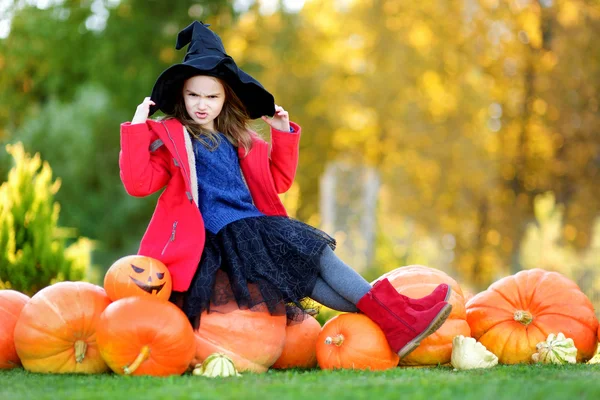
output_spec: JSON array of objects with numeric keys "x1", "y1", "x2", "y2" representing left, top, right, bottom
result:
[{"x1": 119, "y1": 118, "x2": 301, "y2": 291}]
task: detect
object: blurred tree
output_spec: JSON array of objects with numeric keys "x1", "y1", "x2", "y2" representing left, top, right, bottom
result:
[
  {"x1": 0, "y1": 2, "x2": 95, "y2": 137},
  {"x1": 463, "y1": 0, "x2": 600, "y2": 285},
  {"x1": 242, "y1": 0, "x2": 600, "y2": 290}
]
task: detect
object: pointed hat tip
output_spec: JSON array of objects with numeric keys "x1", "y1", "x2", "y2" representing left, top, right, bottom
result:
[{"x1": 175, "y1": 20, "x2": 211, "y2": 50}]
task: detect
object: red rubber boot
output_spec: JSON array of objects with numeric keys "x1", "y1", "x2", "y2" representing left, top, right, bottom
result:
[{"x1": 357, "y1": 278, "x2": 452, "y2": 358}]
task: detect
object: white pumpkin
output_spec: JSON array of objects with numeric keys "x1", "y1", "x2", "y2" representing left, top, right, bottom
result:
[
  {"x1": 451, "y1": 335, "x2": 498, "y2": 370},
  {"x1": 532, "y1": 333, "x2": 577, "y2": 364}
]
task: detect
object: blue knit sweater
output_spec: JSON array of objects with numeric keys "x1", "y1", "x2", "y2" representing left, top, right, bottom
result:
[{"x1": 193, "y1": 133, "x2": 263, "y2": 234}]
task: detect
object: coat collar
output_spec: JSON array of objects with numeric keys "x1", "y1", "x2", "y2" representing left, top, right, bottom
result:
[{"x1": 149, "y1": 119, "x2": 199, "y2": 206}]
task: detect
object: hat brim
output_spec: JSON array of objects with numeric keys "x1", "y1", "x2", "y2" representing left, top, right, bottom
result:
[{"x1": 149, "y1": 58, "x2": 275, "y2": 120}]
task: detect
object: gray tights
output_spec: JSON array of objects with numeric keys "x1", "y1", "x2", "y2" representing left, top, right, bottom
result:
[{"x1": 309, "y1": 246, "x2": 372, "y2": 312}]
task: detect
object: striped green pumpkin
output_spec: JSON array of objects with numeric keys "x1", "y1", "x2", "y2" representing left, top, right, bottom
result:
[{"x1": 532, "y1": 333, "x2": 577, "y2": 364}]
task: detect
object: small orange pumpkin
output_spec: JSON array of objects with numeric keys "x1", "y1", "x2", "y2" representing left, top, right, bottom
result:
[
  {"x1": 104, "y1": 255, "x2": 172, "y2": 301},
  {"x1": 0, "y1": 290, "x2": 30, "y2": 369},
  {"x1": 466, "y1": 268, "x2": 599, "y2": 364},
  {"x1": 190, "y1": 271, "x2": 286, "y2": 373},
  {"x1": 96, "y1": 296, "x2": 195, "y2": 376},
  {"x1": 14, "y1": 282, "x2": 111, "y2": 374},
  {"x1": 272, "y1": 314, "x2": 321, "y2": 369},
  {"x1": 376, "y1": 265, "x2": 471, "y2": 366},
  {"x1": 316, "y1": 313, "x2": 399, "y2": 370}
]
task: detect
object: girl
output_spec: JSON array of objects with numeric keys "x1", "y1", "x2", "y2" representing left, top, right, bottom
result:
[{"x1": 119, "y1": 21, "x2": 452, "y2": 359}]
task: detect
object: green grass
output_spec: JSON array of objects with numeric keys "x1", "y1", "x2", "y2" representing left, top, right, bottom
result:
[{"x1": 3, "y1": 365, "x2": 600, "y2": 400}]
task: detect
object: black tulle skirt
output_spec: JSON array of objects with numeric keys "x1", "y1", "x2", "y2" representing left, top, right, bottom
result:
[{"x1": 169, "y1": 215, "x2": 336, "y2": 328}]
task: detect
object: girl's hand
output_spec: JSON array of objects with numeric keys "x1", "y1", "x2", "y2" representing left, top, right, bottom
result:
[
  {"x1": 261, "y1": 105, "x2": 290, "y2": 132},
  {"x1": 131, "y1": 97, "x2": 156, "y2": 124}
]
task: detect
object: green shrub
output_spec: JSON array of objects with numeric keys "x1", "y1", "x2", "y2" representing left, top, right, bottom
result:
[{"x1": 0, "y1": 143, "x2": 92, "y2": 295}]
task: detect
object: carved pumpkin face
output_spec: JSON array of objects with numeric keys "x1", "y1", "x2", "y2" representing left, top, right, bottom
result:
[{"x1": 103, "y1": 255, "x2": 172, "y2": 302}]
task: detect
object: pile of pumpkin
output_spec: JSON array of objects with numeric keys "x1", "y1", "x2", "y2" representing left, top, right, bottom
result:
[{"x1": 1, "y1": 255, "x2": 599, "y2": 376}]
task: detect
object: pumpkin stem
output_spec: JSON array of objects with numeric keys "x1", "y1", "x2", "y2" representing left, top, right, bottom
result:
[
  {"x1": 325, "y1": 334, "x2": 344, "y2": 346},
  {"x1": 74, "y1": 340, "x2": 87, "y2": 363},
  {"x1": 123, "y1": 345, "x2": 151, "y2": 375},
  {"x1": 514, "y1": 310, "x2": 533, "y2": 325}
]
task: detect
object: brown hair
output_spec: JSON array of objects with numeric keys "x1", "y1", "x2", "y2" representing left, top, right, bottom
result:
[{"x1": 168, "y1": 76, "x2": 253, "y2": 154}]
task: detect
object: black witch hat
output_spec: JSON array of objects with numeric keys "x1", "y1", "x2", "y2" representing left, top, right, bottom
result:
[{"x1": 149, "y1": 21, "x2": 275, "y2": 119}]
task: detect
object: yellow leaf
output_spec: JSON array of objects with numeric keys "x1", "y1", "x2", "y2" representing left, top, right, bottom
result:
[
  {"x1": 408, "y1": 22, "x2": 434, "y2": 52},
  {"x1": 558, "y1": 1, "x2": 580, "y2": 27},
  {"x1": 520, "y1": 10, "x2": 542, "y2": 48}
]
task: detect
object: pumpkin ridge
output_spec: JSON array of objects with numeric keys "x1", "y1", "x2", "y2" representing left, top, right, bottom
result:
[
  {"x1": 525, "y1": 323, "x2": 540, "y2": 352},
  {"x1": 0, "y1": 305, "x2": 23, "y2": 319},
  {"x1": 526, "y1": 303, "x2": 555, "y2": 315},
  {"x1": 478, "y1": 320, "x2": 516, "y2": 351},
  {"x1": 527, "y1": 268, "x2": 550, "y2": 307},
  {"x1": 496, "y1": 321, "x2": 521, "y2": 359},
  {"x1": 531, "y1": 272, "x2": 582, "y2": 298},
  {"x1": 75, "y1": 284, "x2": 95, "y2": 339},
  {"x1": 518, "y1": 272, "x2": 538, "y2": 310},
  {"x1": 530, "y1": 296, "x2": 593, "y2": 315},
  {"x1": 18, "y1": 321, "x2": 74, "y2": 347},
  {"x1": 84, "y1": 336, "x2": 97, "y2": 347},
  {"x1": 490, "y1": 286, "x2": 520, "y2": 309},
  {"x1": 530, "y1": 289, "x2": 585, "y2": 309},
  {"x1": 527, "y1": 320, "x2": 547, "y2": 335},
  {"x1": 534, "y1": 313, "x2": 597, "y2": 332},
  {"x1": 467, "y1": 304, "x2": 515, "y2": 315},
  {"x1": 472, "y1": 318, "x2": 510, "y2": 340},
  {"x1": 38, "y1": 293, "x2": 71, "y2": 333},
  {"x1": 526, "y1": 272, "x2": 551, "y2": 306},
  {"x1": 58, "y1": 348, "x2": 77, "y2": 372},
  {"x1": 85, "y1": 294, "x2": 107, "y2": 340},
  {"x1": 530, "y1": 310, "x2": 595, "y2": 323},
  {"x1": 467, "y1": 307, "x2": 515, "y2": 338}
]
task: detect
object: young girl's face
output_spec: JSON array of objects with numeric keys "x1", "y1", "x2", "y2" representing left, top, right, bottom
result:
[{"x1": 182, "y1": 75, "x2": 225, "y2": 131}]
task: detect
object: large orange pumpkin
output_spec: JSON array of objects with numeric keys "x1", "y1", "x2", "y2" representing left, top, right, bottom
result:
[
  {"x1": 190, "y1": 271, "x2": 286, "y2": 373},
  {"x1": 272, "y1": 314, "x2": 321, "y2": 369},
  {"x1": 96, "y1": 296, "x2": 195, "y2": 376},
  {"x1": 375, "y1": 265, "x2": 471, "y2": 366},
  {"x1": 316, "y1": 313, "x2": 399, "y2": 370},
  {"x1": 466, "y1": 268, "x2": 598, "y2": 364},
  {"x1": 104, "y1": 255, "x2": 172, "y2": 302},
  {"x1": 0, "y1": 290, "x2": 30, "y2": 369},
  {"x1": 14, "y1": 282, "x2": 111, "y2": 373}
]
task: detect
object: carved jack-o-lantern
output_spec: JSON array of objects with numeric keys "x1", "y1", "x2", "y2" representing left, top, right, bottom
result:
[{"x1": 104, "y1": 255, "x2": 172, "y2": 302}]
